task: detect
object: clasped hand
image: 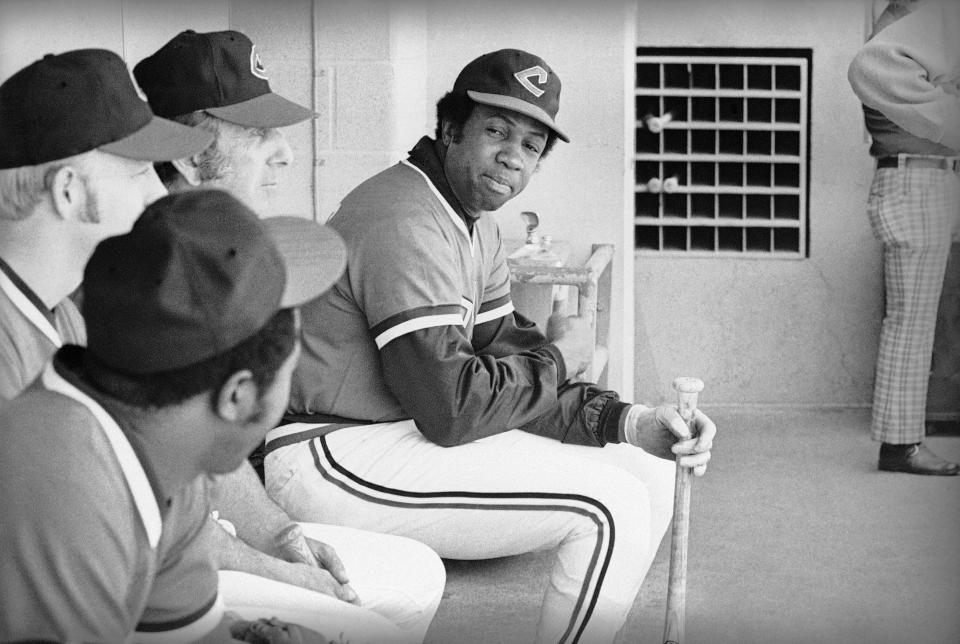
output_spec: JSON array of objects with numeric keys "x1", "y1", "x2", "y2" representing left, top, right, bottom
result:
[
  {"x1": 625, "y1": 405, "x2": 715, "y2": 476},
  {"x1": 275, "y1": 526, "x2": 359, "y2": 604}
]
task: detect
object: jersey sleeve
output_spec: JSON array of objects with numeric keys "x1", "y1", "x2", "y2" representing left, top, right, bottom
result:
[
  {"x1": 353, "y1": 216, "x2": 467, "y2": 350},
  {"x1": 471, "y1": 228, "x2": 556, "y2": 358},
  {"x1": 136, "y1": 478, "x2": 223, "y2": 643}
]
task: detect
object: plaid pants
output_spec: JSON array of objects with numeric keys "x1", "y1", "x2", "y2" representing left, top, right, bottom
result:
[{"x1": 866, "y1": 163, "x2": 960, "y2": 443}]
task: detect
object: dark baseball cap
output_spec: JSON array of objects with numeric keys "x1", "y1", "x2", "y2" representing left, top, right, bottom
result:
[
  {"x1": 134, "y1": 30, "x2": 315, "y2": 128},
  {"x1": 453, "y1": 49, "x2": 569, "y2": 143},
  {"x1": 82, "y1": 189, "x2": 346, "y2": 374},
  {"x1": 0, "y1": 49, "x2": 213, "y2": 169}
]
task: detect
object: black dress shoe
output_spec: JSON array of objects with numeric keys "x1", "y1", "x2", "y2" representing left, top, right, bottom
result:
[{"x1": 878, "y1": 443, "x2": 960, "y2": 476}]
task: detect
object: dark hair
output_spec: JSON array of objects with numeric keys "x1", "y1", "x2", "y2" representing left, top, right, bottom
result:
[
  {"x1": 435, "y1": 91, "x2": 558, "y2": 159},
  {"x1": 83, "y1": 307, "x2": 297, "y2": 409}
]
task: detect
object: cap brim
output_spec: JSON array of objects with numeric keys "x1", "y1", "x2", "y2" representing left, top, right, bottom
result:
[
  {"x1": 467, "y1": 90, "x2": 570, "y2": 143},
  {"x1": 207, "y1": 92, "x2": 317, "y2": 128},
  {"x1": 99, "y1": 116, "x2": 215, "y2": 161},
  {"x1": 262, "y1": 216, "x2": 346, "y2": 308}
]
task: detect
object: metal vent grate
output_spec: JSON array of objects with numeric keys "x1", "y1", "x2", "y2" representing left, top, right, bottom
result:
[{"x1": 634, "y1": 48, "x2": 811, "y2": 257}]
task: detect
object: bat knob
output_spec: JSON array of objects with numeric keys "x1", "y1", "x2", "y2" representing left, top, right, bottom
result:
[
  {"x1": 672, "y1": 377, "x2": 704, "y2": 425},
  {"x1": 672, "y1": 376, "x2": 704, "y2": 395}
]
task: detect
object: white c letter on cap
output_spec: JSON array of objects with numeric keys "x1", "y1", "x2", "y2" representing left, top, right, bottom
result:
[
  {"x1": 250, "y1": 45, "x2": 269, "y2": 80},
  {"x1": 514, "y1": 66, "x2": 547, "y2": 98}
]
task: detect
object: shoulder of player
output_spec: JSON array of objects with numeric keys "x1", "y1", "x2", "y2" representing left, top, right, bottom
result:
[
  {"x1": 332, "y1": 162, "x2": 451, "y2": 234},
  {"x1": 0, "y1": 387, "x2": 116, "y2": 479}
]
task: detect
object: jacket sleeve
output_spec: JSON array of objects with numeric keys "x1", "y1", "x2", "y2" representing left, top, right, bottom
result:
[
  {"x1": 381, "y1": 324, "x2": 628, "y2": 447},
  {"x1": 472, "y1": 309, "x2": 549, "y2": 357},
  {"x1": 848, "y1": 0, "x2": 960, "y2": 150}
]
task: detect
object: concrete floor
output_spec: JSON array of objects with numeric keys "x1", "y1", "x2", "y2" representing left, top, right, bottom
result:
[{"x1": 424, "y1": 408, "x2": 960, "y2": 644}]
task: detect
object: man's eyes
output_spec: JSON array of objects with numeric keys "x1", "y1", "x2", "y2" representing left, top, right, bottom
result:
[{"x1": 484, "y1": 123, "x2": 544, "y2": 154}]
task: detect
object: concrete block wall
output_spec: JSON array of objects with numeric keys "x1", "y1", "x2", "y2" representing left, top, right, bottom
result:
[
  {"x1": 312, "y1": 0, "x2": 429, "y2": 221},
  {"x1": 632, "y1": 1, "x2": 882, "y2": 407}
]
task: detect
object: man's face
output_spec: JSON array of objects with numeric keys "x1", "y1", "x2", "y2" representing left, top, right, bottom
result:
[
  {"x1": 207, "y1": 124, "x2": 293, "y2": 211},
  {"x1": 83, "y1": 151, "x2": 167, "y2": 239},
  {"x1": 442, "y1": 104, "x2": 548, "y2": 217}
]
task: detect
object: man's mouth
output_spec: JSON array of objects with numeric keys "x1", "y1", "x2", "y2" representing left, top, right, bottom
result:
[{"x1": 482, "y1": 174, "x2": 511, "y2": 195}]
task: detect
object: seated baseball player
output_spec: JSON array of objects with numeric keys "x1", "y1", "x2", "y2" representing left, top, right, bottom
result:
[
  {"x1": 0, "y1": 188, "x2": 362, "y2": 642},
  {"x1": 133, "y1": 29, "x2": 445, "y2": 643},
  {"x1": 267, "y1": 49, "x2": 717, "y2": 643},
  {"x1": 0, "y1": 48, "x2": 212, "y2": 404}
]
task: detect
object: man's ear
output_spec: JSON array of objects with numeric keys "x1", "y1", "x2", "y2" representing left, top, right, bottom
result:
[
  {"x1": 171, "y1": 156, "x2": 203, "y2": 187},
  {"x1": 440, "y1": 119, "x2": 456, "y2": 147},
  {"x1": 48, "y1": 165, "x2": 86, "y2": 221},
  {"x1": 215, "y1": 369, "x2": 259, "y2": 423}
]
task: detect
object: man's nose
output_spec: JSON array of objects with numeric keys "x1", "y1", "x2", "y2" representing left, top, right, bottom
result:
[
  {"x1": 496, "y1": 140, "x2": 523, "y2": 170},
  {"x1": 269, "y1": 130, "x2": 294, "y2": 167}
]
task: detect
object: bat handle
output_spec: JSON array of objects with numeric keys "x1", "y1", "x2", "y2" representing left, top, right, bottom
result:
[{"x1": 663, "y1": 377, "x2": 704, "y2": 644}]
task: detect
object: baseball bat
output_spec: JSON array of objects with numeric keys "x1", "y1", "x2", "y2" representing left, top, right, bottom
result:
[{"x1": 663, "y1": 376, "x2": 704, "y2": 644}]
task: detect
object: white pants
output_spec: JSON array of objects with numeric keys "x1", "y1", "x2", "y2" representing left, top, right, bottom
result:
[
  {"x1": 219, "y1": 522, "x2": 446, "y2": 644},
  {"x1": 265, "y1": 422, "x2": 675, "y2": 644}
]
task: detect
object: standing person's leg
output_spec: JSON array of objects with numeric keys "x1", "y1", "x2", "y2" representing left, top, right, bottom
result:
[
  {"x1": 266, "y1": 422, "x2": 674, "y2": 644},
  {"x1": 868, "y1": 167, "x2": 957, "y2": 445}
]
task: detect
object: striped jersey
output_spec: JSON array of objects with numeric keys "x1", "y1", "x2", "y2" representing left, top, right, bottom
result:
[{"x1": 291, "y1": 149, "x2": 514, "y2": 421}]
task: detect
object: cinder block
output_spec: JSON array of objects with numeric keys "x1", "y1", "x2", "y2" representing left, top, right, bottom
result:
[
  {"x1": 393, "y1": 57, "x2": 430, "y2": 145},
  {"x1": 230, "y1": 0, "x2": 312, "y2": 62},
  {"x1": 335, "y1": 62, "x2": 397, "y2": 151},
  {"x1": 315, "y1": 0, "x2": 392, "y2": 61},
  {"x1": 314, "y1": 65, "x2": 333, "y2": 150}
]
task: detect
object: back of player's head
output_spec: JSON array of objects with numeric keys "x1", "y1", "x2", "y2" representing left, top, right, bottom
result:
[{"x1": 81, "y1": 189, "x2": 345, "y2": 406}]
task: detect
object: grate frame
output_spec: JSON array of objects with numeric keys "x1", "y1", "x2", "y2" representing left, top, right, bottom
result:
[{"x1": 634, "y1": 48, "x2": 812, "y2": 258}]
